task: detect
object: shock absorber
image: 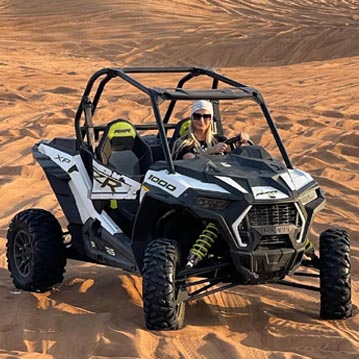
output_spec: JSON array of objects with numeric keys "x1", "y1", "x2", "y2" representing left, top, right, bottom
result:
[
  {"x1": 186, "y1": 222, "x2": 219, "y2": 268},
  {"x1": 304, "y1": 237, "x2": 315, "y2": 257},
  {"x1": 304, "y1": 237, "x2": 320, "y2": 267}
]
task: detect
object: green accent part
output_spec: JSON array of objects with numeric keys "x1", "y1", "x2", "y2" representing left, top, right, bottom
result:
[
  {"x1": 108, "y1": 122, "x2": 136, "y2": 140},
  {"x1": 110, "y1": 200, "x2": 118, "y2": 209},
  {"x1": 179, "y1": 119, "x2": 190, "y2": 137}
]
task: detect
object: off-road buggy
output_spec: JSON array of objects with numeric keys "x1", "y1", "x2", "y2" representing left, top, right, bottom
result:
[{"x1": 6, "y1": 67, "x2": 351, "y2": 330}]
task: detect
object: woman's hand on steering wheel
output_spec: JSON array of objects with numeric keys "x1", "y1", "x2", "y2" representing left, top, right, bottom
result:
[
  {"x1": 225, "y1": 132, "x2": 253, "y2": 150},
  {"x1": 208, "y1": 142, "x2": 228, "y2": 155}
]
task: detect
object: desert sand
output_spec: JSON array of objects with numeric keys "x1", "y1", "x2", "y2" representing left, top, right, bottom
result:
[{"x1": 0, "y1": 0, "x2": 358, "y2": 358}]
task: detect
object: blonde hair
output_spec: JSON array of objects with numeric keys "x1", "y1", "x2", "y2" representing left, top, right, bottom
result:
[{"x1": 172, "y1": 116, "x2": 218, "y2": 159}]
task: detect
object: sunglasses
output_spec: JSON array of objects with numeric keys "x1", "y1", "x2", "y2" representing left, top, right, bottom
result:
[{"x1": 192, "y1": 113, "x2": 212, "y2": 121}]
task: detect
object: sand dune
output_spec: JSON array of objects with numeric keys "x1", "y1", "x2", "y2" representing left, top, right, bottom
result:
[{"x1": 0, "y1": 0, "x2": 358, "y2": 358}]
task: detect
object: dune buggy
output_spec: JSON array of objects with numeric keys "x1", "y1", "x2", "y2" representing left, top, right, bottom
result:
[{"x1": 6, "y1": 67, "x2": 351, "y2": 330}]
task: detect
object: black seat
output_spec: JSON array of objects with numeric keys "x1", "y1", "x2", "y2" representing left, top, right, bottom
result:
[{"x1": 96, "y1": 119, "x2": 153, "y2": 180}]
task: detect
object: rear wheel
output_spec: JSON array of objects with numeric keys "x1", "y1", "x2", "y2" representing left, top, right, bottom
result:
[
  {"x1": 320, "y1": 228, "x2": 352, "y2": 319},
  {"x1": 6, "y1": 209, "x2": 66, "y2": 292},
  {"x1": 142, "y1": 238, "x2": 186, "y2": 330}
]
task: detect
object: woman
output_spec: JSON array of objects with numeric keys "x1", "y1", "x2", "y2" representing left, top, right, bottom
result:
[{"x1": 172, "y1": 100, "x2": 249, "y2": 160}]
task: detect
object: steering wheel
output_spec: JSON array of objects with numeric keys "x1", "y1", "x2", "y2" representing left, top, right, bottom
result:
[{"x1": 225, "y1": 135, "x2": 255, "y2": 150}]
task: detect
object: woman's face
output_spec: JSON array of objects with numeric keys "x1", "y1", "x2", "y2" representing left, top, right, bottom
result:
[{"x1": 191, "y1": 109, "x2": 212, "y2": 133}]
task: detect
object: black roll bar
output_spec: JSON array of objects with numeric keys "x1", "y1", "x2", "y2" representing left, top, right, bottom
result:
[{"x1": 74, "y1": 66, "x2": 293, "y2": 171}]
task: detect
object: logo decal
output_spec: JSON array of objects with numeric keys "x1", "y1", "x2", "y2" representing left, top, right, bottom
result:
[
  {"x1": 220, "y1": 162, "x2": 231, "y2": 168},
  {"x1": 55, "y1": 154, "x2": 71, "y2": 163},
  {"x1": 93, "y1": 167, "x2": 125, "y2": 193},
  {"x1": 114, "y1": 128, "x2": 132, "y2": 134},
  {"x1": 105, "y1": 246, "x2": 116, "y2": 256},
  {"x1": 256, "y1": 190, "x2": 278, "y2": 199},
  {"x1": 148, "y1": 174, "x2": 177, "y2": 192}
]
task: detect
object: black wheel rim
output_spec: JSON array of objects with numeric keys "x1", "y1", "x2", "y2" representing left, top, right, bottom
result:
[{"x1": 14, "y1": 230, "x2": 33, "y2": 277}]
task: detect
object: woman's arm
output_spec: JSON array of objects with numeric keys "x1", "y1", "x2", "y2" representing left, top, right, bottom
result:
[{"x1": 207, "y1": 142, "x2": 228, "y2": 155}]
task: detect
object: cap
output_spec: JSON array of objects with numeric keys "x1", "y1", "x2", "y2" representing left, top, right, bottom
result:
[{"x1": 191, "y1": 100, "x2": 213, "y2": 117}]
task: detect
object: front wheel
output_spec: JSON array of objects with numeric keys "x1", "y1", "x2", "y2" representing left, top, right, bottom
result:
[
  {"x1": 142, "y1": 239, "x2": 186, "y2": 330},
  {"x1": 6, "y1": 209, "x2": 66, "y2": 292},
  {"x1": 320, "y1": 228, "x2": 352, "y2": 319}
]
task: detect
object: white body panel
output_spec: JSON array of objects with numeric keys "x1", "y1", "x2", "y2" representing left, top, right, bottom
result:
[
  {"x1": 141, "y1": 169, "x2": 230, "y2": 201},
  {"x1": 281, "y1": 169, "x2": 314, "y2": 191},
  {"x1": 91, "y1": 159, "x2": 141, "y2": 200},
  {"x1": 38, "y1": 143, "x2": 122, "y2": 234}
]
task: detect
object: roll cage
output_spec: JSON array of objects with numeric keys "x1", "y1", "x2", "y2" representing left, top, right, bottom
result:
[{"x1": 74, "y1": 67, "x2": 293, "y2": 173}]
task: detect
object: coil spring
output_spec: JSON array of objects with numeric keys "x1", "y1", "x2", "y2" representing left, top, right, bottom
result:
[
  {"x1": 190, "y1": 222, "x2": 219, "y2": 260},
  {"x1": 304, "y1": 237, "x2": 315, "y2": 257}
]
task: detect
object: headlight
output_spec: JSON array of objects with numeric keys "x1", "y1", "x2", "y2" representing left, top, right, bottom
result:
[
  {"x1": 196, "y1": 197, "x2": 229, "y2": 210},
  {"x1": 300, "y1": 190, "x2": 318, "y2": 205}
]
